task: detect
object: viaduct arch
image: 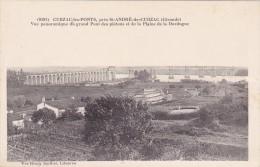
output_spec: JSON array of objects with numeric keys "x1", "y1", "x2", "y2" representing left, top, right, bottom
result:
[{"x1": 25, "y1": 67, "x2": 116, "y2": 85}]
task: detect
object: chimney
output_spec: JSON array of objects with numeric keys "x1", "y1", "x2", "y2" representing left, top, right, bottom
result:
[
  {"x1": 22, "y1": 113, "x2": 26, "y2": 118},
  {"x1": 52, "y1": 98, "x2": 54, "y2": 101},
  {"x1": 71, "y1": 96, "x2": 75, "y2": 100}
]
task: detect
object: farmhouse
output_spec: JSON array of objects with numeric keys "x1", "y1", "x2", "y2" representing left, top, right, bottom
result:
[
  {"x1": 37, "y1": 97, "x2": 87, "y2": 117},
  {"x1": 7, "y1": 110, "x2": 32, "y2": 130}
]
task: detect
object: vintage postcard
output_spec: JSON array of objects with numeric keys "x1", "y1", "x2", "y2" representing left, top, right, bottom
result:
[{"x1": 0, "y1": 1, "x2": 259, "y2": 167}]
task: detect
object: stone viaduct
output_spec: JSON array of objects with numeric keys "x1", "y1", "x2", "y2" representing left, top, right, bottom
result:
[{"x1": 24, "y1": 67, "x2": 116, "y2": 85}]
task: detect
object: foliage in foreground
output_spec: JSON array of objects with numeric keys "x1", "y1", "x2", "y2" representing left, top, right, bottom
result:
[
  {"x1": 59, "y1": 105, "x2": 83, "y2": 121},
  {"x1": 32, "y1": 108, "x2": 56, "y2": 125},
  {"x1": 84, "y1": 95, "x2": 164, "y2": 160},
  {"x1": 196, "y1": 94, "x2": 248, "y2": 128}
]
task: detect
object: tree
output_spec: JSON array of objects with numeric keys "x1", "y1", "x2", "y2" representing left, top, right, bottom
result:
[
  {"x1": 134, "y1": 70, "x2": 139, "y2": 78},
  {"x1": 81, "y1": 96, "x2": 91, "y2": 104},
  {"x1": 8, "y1": 95, "x2": 26, "y2": 110},
  {"x1": 84, "y1": 95, "x2": 163, "y2": 160},
  {"x1": 7, "y1": 113, "x2": 14, "y2": 135},
  {"x1": 7, "y1": 98, "x2": 15, "y2": 110},
  {"x1": 32, "y1": 108, "x2": 56, "y2": 125},
  {"x1": 25, "y1": 100, "x2": 33, "y2": 106},
  {"x1": 7, "y1": 69, "x2": 25, "y2": 88},
  {"x1": 135, "y1": 69, "x2": 151, "y2": 82},
  {"x1": 220, "y1": 79, "x2": 228, "y2": 85},
  {"x1": 202, "y1": 86, "x2": 210, "y2": 95},
  {"x1": 219, "y1": 93, "x2": 233, "y2": 105},
  {"x1": 59, "y1": 105, "x2": 83, "y2": 121}
]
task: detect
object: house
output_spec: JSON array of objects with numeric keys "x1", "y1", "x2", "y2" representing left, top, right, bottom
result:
[
  {"x1": 37, "y1": 97, "x2": 87, "y2": 117},
  {"x1": 10, "y1": 112, "x2": 32, "y2": 130},
  {"x1": 13, "y1": 119, "x2": 25, "y2": 130}
]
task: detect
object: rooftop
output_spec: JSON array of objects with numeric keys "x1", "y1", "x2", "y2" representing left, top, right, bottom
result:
[{"x1": 45, "y1": 98, "x2": 87, "y2": 110}]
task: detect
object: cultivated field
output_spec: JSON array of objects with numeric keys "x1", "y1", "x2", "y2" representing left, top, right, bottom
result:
[
  {"x1": 8, "y1": 120, "x2": 93, "y2": 161},
  {"x1": 7, "y1": 119, "x2": 247, "y2": 161}
]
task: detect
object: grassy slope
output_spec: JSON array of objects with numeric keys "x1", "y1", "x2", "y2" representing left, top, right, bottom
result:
[
  {"x1": 151, "y1": 120, "x2": 247, "y2": 160},
  {"x1": 8, "y1": 119, "x2": 247, "y2": 161},
  {"x1": 8, "y1": 120, "x2": 94, "y2": 161}
]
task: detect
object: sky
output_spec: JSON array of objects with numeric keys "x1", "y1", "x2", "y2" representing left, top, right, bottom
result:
[{"x1": 1, "y1": 1, "x2": 259, "y2": 68}]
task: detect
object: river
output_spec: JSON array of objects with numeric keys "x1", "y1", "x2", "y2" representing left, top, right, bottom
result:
[{"x1": 116, "y1": 74, "x2": 247, "y2": 83}]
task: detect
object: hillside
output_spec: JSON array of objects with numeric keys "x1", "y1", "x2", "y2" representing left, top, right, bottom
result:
[{"x1": 8, "y1": 118, "x2": 247, "y2": 161}]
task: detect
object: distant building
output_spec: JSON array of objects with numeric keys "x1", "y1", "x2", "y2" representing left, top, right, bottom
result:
[
  {"x1": 37, "y1": 97, "x2": 86, "y2": 117},
  {"x1": 8, "y1": 112, "x2": 32, "y2": 130},
  {"x1": 13, "y1": 119, "x2": 25, "y2": 130}
]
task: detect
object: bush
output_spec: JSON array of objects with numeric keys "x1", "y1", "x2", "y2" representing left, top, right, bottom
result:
[
  {"x1": 81, "y1": 96, "x2": 91, "y2": 104},
  {"x1": 220, "y1": 79, "x2": 228, "y2": 85},
  {"x1": 32, "y1": 108, "x2": 56, "y2": 125},
  {"x1": 139, "y1": 139, "x2": 165, "y2": 160},
  {"x1": 136, "y1": 70, "x2": 151, "y2": 82},
  {"x1": 198, "y1": 107, "x2": 215, "y2": 126},
  {"x1": 116, "y1": 80, "x2": 135, "y2": 89},
  {"x1": 84, "y1": 95, "x2": 163, "y2": 160},
  {"x1": 7, "y1": 113, "x2": 15, "y2": 135},
  {"x1": 196, "y1": 94, "x2": 248, "y2": 127},
  {"x1": 8, "y1": 95, "x2": 26, "y2": 110},
  {"x1": 59, "y1": 105, "x2": 83, "y2": 121},
  {"x1": 195, "y1": 85, "x2": 201, "y2": 89},
  {"x1": 194, "y1": 107, "x2": 219, "y2": 130},
  {"x1": 202, "y1": 87, "x2": 210, "y2": 95},
  {"x1": 25, "y1": 100, "x2": 33, "y2": 106}
]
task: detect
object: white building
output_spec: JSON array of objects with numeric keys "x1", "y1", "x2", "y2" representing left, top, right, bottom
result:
[
  {"x1": 13, "y1": 119, "x2": 25, "y2": 129},
  {"x1": 37, "y1": 97, "x2": 87, "y2": 117},
  {"x1": 11, "y1": 113, "x2": 32, "y2": 130}
]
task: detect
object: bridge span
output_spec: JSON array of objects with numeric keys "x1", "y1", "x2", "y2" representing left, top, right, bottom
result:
[{"x1": 24, "y1": 67, "x2": 116, "y2": 85}]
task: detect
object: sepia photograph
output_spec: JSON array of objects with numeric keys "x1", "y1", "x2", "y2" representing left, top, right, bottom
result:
[
  {"x1": 7, "y1": 66, "x2": 248, "y2": 161},
  {"x1": 0, "y1": 1, "x2": 259, "y2": 167}
]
